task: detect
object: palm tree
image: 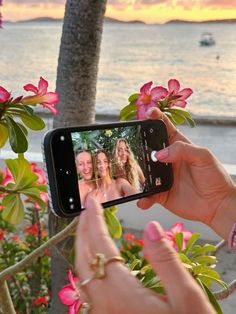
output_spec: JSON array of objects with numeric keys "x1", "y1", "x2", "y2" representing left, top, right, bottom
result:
[{"x1": 50, "y1": 0, "x2": 107, "y2": 312}]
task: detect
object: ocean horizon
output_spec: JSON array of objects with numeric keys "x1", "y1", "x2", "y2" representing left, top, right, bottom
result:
[{"x1": 0, "y1": 21, "x2": 236, "y2": 119}]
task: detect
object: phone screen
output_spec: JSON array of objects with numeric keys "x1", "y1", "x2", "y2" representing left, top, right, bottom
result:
[
  {"x1": 43, "y1": 119, "x2": 173, "y2": 217},
  {"x1": 71, "y1": 124, "x2": 148, "y2": 208}
]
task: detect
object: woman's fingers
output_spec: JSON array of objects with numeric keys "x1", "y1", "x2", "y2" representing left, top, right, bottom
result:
[
  {"x1": 152, "y1": 141, "x2": 215, "y2": 166},
  {"x1": 143, "y1": 221, "x2": 213, "y2": 312},
  {"x1": 84, "y1": 196, "x2": 120, "y2": 257},
  {"x1": 145, "y1": 107, "x2": 191, "y2": 144},
  {"x1": 75, "y1": 210, "x2": 92, "y2": 280}
]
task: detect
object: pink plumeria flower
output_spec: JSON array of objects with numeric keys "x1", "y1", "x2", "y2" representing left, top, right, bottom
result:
[
  {"x1": 58, "y1": 270, "x2": 82, "y2": 314},
  {"x1": 22, "y1": 77, "x2": 59, "y2": 114},
  {"x1": 136, "y1": 81, "x2": 168, "y2": 119},
  {"x1": 0, "y1": 86, "x2": 11, "y2": 103},
  {"x1": 166, "y1": 79, "x2": 193, "y2": 108},
  {"x1": 165, "y1": 222, "x2": 192, "y2": 251}
]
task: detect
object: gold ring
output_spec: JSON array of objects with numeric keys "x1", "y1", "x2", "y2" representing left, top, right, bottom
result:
[
  {"x1": 90, "y1": 253, "x2": 124, "y2": 279},
  {"x1": 81, "y1": 302, "x2": 92, "y2": 313}
]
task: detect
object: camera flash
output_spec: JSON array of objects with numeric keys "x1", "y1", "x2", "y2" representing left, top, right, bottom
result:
[
  {"x1": 151, "y1": 151, "x2": 158, "y2": 162},
  {"x1": 60, "y1": 136, "x2": 65, "y2": 141},
  {"x1": 69, "y1": 197, "x2": 74, "y2": 203}
]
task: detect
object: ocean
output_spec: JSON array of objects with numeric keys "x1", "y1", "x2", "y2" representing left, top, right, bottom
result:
[{"x1": 0, "y1": 21, "x2": 236, "y2": 118}]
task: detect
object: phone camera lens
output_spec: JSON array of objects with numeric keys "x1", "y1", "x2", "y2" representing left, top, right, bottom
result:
[
  {"x1": 149, "y1": 128, "x2": 153, "y2": 133},
  {"x1": 60, "y1": 135, "x2": 65, "y2": 141},
  {"x1": 70, "y1": 204, "x2": 75, "y2": 210}
]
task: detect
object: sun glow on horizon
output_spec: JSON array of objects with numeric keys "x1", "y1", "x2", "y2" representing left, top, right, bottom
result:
[{"x1": 1, "y1": 2, "x2": 236, "y2": 23}]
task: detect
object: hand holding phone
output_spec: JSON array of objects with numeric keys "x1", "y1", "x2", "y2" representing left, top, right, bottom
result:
[{"x1": 42, "y1": 119, "x2": 173, "y2": 217}]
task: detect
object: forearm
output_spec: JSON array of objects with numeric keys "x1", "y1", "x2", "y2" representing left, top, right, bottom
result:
[{"x1": 210, "y1": 185, "x2": 236, "y2": 240}]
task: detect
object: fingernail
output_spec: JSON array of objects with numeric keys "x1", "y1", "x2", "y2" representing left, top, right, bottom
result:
[
  {"x1": 146, "y1": 107, "x2": 156, "y2": 118},
  {"x1": 156, "y1": 147, "x2": 169, "y2": 160},
  {"x1": 145, "y1": 221, "x2": 164, "y2": 241}
]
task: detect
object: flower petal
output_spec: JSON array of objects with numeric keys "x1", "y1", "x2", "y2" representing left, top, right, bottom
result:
[
  {"x1": 58, "y1": 285, "x2": 78, "y2": 306},
  {"x1": 151, "y1": 86, "x2": 168, "y2": 101},
  {"x1": 168, "y1": 79, "x2": 180, "y2": 93},
  {"x1": 41, "y1": 103, "x2": 58, "y2": 115},
  {"x1": 140, "y1": 81, "x2": 153, "y2": 94},
  {"x1": 137, "y1": 104, "x2": 147, "y2": 120},
  {"x1": 0, "y1": 86, "x2": 11, "y2": 103},
  {"x1": 68, "y1": 270, "x2": 79, "y2": 290},
  {"x1": 178, "y1": 88, "x2": 193, "y2": 100},
  {"x1": 23, "y1": 83, "x2": 38, "y2": 94},
  {"x1": 174, "y1": 100, "x2": 187, "y2": 108},
  {"x1": 42, "y1": 92, "x2": 59, "y2": 105},
  {"x1": 38, "y1": 77, "x2": 48, "y2": 94},
  {"x1": 170, "y1": 222, "x2": 184, "y2": 234},
  {"x1": 68, "y1": 300, "x2": 82, "y2": 314}
]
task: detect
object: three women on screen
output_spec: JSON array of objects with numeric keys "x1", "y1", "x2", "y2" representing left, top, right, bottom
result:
[{"x1": 75, "y1": 139, "x2": 145, "y2": 207}]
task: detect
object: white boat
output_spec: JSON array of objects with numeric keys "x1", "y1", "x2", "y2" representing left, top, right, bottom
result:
[{"x1": 199, "y1": 32, "x2": 215, "y2": 46}]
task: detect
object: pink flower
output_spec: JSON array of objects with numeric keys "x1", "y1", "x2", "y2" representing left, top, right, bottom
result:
[
  {"x1": 166, "y1": 79, "x2": 193, "y2": 108},
  {"x1": 31, "y1": 163, "x2": 46, "y2": 185},
  {"x1": 1, "y1": 167, "x2": 14, "y2": 186},
  {"x1": 22, "y1": 77, "x2": 59, "y2": 114},
  {"x1": 0, "y1": 86, "x2": 11, "y2": 103},
  {"x1": 136, "y1": 81, "x2": 168, "y2": 119},
  {"x1": 58, "y1": 270, "x2": 82, "y2": 314},
  {"x1": 165, "y1": 222, "x2": 192, "y2": 251}
]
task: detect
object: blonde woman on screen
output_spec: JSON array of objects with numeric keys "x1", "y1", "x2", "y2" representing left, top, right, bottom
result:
[
  {"x1": 113, "y1": 138, "x2": 145, "y2": 191},
  {"x1": 90, "y1": 150, "x2": 136, "y2": 203}
]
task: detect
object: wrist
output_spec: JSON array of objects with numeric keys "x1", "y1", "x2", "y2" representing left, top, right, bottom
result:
[{"x1": 210, "y1": 185, "x2": 236, "y2": 240}]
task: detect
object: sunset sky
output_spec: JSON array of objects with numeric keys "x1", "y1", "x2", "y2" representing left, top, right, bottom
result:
[{"x1": 1, "y1": 0, "x2": 236, "y2": 24}]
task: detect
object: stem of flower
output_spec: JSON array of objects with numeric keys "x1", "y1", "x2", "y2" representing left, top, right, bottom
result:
[
  {"x1": 214, "y1": 279, "x2": 236, "y2": 300},
  {"x1": 0, "y1": 281, "x2": 16, "y2": 314},
  {"x1": 0, "y1": 216, "x2": 79, "y2": 283}
]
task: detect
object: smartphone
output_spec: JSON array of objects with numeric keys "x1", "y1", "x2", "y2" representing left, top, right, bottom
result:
[{"x1": 42, "y1": 119, "x2": 173, "y2": 218}]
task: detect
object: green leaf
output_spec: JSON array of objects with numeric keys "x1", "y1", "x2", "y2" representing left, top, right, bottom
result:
[
  {"x1": 164, "y1": 107, "x2": 196, "y2": 127},
  {"x1": 2, "y1": 194, "x2": 24, "y2": 224},
  {"x1": 104, "y1": 207, "x2": 122, "y2": 238},
  {"x1": 128, "y1": 93, "x2": 139, "y2": 102},
  {"x1": 175, "y1": 232, "x2": 183, "y2": 251},
  {"x1": 0, "y1": 123, "x2": 9, "y2": 148},
  {"x1": 198, "y1": 280, "x2": 223, "y2": 314},
  {"x1": 16, "y1": 122, "x2": 28, "y2": 137},
  {"x1": 192, "y1": 255, "x2": 217, "y2": 265},
  {"x1": 19, "y1": 187, "x2": 46, "y2": 210},
  {"x1": 120, "y1": 103, "x2": 137, "y2": 121},
  {"x1": 5, "y1": 158, "x2": 39, "y2": 190},
  {"x1": 184, "y1": 233, "x2": 201, "y2": 254},
  {"x1": 5, "y1": 116, "x2": 28, "y2": 153},
  {"x1": 21, "y1": 114, "x2": 45, "y2": 130}
]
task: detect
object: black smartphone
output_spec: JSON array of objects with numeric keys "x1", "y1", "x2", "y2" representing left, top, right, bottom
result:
[{"x1": 42, "y1": 119, "x2": 173, "y2": 218}]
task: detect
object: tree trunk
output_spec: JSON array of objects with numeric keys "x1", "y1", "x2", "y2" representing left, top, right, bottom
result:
[{"x1": 49, "y1": 0, "x2": 107, "y2": 312}]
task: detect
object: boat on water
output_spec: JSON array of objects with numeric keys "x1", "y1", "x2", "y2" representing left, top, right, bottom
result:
[{"x1": 199, "y1": 32, "x2": 215, "y2": 46}]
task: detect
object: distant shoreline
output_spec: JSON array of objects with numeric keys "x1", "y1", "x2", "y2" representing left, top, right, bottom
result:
[{"x1": 4, "y1": 16, "x2": 236, "y2": 25}]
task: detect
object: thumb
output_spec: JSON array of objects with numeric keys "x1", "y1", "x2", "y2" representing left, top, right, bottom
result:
[
  {"x1": 143, "y1": 221, "x2": 202, "y2": 306},
  {"x1": 153, "y1": 141, "x2": 215, "y2": 166}
]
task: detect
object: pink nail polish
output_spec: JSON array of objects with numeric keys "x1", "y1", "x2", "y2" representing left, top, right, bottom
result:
[
  {"x1": 156, "y1": 148, "x2": 169, "y2": 160},
  {"x1": 145, "y1": 221, "x2": 164, "y2": 241}
]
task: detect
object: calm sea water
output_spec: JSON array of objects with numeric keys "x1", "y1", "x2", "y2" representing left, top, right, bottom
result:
[{"x1": 0, "y1": 21, "x2": 236, "y2": 118}]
